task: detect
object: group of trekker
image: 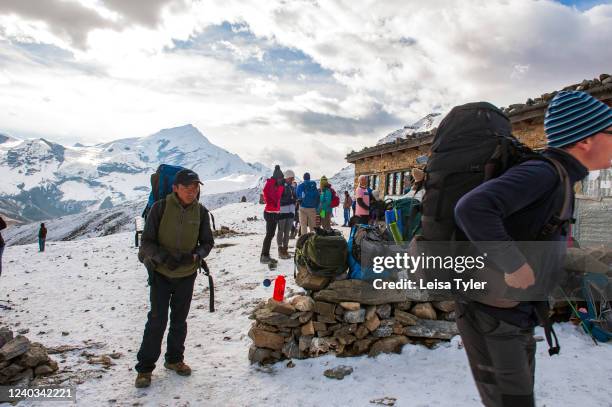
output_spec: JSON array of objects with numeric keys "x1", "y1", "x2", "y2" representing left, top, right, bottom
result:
[
  {"x1": 94, "y1": 89, "x2": 610, "y2": 407},
  {"x1": 259, "y1": 167, "x2": 338, "y2": 264},
  {"x1": 258, "y1": 164, "x2": 427, "y2": 265}
]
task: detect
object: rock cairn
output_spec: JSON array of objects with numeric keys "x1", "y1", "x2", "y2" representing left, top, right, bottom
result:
[
  {"x1": 247, "y1": 279, "x2": 459, "y2": 365},
  {"x1": 0, "y1": 327, "x2": 59, "y2": 384}
]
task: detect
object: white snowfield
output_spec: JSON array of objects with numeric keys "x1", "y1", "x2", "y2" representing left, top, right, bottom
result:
[{"x1": 1, "y1": 202, "x2": 610, "y2": 407}]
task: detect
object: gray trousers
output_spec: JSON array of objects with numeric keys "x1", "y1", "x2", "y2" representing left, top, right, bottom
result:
[
  {"x1": 277, "y1": 217, "x2": 293, "y2": 248},
  {"x1": 455, "y1": 302, "x2": 536, "y2": 407}
]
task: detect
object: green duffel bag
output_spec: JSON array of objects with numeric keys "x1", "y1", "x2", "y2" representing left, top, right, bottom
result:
[{"x1": 297, "y1": 230, "x2": 348, "y2": 278}]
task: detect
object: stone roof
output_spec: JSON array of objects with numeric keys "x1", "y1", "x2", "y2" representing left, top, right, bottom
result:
[
  {"x1": 346, "y1": 131, "x2": 434, "y2": 163},
  {"x1": 503, "y1": 73, "x2": 612, "y2": 122}
]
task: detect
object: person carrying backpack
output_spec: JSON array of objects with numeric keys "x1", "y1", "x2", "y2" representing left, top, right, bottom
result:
[
  {"x1": 296, "y1": 172, "x2": 319, "y2": 235},
  {"x1": 277, "y1": 169, "x2": 296, "y2": 259},
  {"x1": 261, "y1": 165, "x2": 285, "y2": 264},
  {"x1": 342, "y1": 191, "x2": 353, "y2": 227},
  {"x1": 135, "y1": 169, "x2": 214, "y2": 388},
  {"x1": 355, "y1": 175, "x2": 370, "y2": 225},
  {"x1": 318, "y1": 176, "x2": 333, "y2": 229},
  {"x1": 38, "y1": 223, "x2": 47, "y2": 252},
  {"x1": 0, "y1": 215, "x2": 6, "y2": 277},
  {"x1": 452, "y1": 92, "x2": 612, "y2": 407}
]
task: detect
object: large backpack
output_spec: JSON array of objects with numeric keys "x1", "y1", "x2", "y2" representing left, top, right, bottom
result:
[
  {"x1": 142, "y1": 164, "x2": 185, "y2": 219},
  {"x1": 330, "y1": 187, "x2": 340, "y2": 208},
  {"x1": 385, "y1": 197, "x2": 422, "y2": 242},
  {"x1": 421, "y1": 102, "x2": 571, "y2": 242},
  {"x1": 302, "y1": 181, "x2": 320, "y2": 208},
  {"x1": 348, "y1": 224, "x2": 395, "y2": 280},
  {"x1": 295, "y1": 228, "x2": 348, "y2": 278}
]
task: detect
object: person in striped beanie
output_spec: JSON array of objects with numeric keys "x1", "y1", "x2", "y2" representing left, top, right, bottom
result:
[
  {"x1": 453, "y1": 91, "x2": 610, "y2": 407},
  {"x1": 545, "y1": 90, "x2": 612, "y2": 170}
]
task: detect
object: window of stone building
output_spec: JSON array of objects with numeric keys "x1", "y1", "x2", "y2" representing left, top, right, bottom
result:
[
  {"x1": 393, "y1": 172, "x2": 402, "y2": 195},
  {"x1": 386, "y1": 173, "x2": 393, "y2": 196},
  {"x1": 369, "y1": 174, "x2": 378, "y2": 190},
  {"x1": 403, "y1": 170, "x2": 412, "y2": 192}
]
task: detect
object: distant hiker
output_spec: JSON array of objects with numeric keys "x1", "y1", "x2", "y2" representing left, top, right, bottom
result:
[
  {"x1": 355, "y1": 175, "x2": 370, "y2": 225},
  {"x1": 453, "y1": 92, "x2": 612, "y2": 407},
  {"x1": 260, "y1": 165, "x2": 284, "y2": 264},
  {"x1": 290, "y1": 180, "x2": 300, "y2": 239},
  {"x1": 403, "y1": 167, "x2": 425, "y2": 201},
  {"x1": 277, "y1": 169, "x2": 296, "y2": 259},
  {"x1": 296, "y1": 172, "x2": 319, "y2": 235},
  {"x1": 318, "y1": 176, "x2": 333, "y2": 229},
  {"x1": 38, "y1": 223, "x2": 47, "y2": 252},
  {"x1": 342, "y1": 191, "x2": 353, "y2": 227},
  {"x1": 0, "y1": 215, "x2": 6, "y2": 276},
  {"x1": 240, "y1": 196, "x2": 247, "y2": 203},
  {"x1": 135, "y1": 169, "x2": 214, "y2": 388}
]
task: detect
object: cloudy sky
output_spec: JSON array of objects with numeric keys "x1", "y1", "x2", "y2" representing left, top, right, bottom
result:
[{"x1": 0, "y1": 0, "x2": 611, "y2": 178}]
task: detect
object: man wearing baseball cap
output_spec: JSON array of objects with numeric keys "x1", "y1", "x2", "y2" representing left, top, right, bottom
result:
[
  {"x1": 454, "y1": 90, "x2": 611, "y2": 407},
  {"x1": 135, "y1": 169, "x2": 214, "y2": 388}
]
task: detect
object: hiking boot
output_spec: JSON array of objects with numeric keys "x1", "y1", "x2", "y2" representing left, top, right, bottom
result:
[
  {"x1": 260, "y1": 254, "x2": 274, "y2": 264},
  {"x1": 279, "y1": 247, "x2": 291, "y2": 260},
  {"x1": 135, "y1": 372, "x2": 151, "y2": 388},
  {"x1": 164, "y1": 361, "x2": 191, "y2": 376}
]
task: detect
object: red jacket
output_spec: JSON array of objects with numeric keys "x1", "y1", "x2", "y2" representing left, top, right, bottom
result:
[{"x1": 263, "y1": 178, "x2": 284, "y2": 213}]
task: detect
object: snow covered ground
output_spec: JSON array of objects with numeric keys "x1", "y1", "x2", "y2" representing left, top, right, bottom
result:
[{"x1": 1, "y1": 202, "x2": 611, "y2": 406}]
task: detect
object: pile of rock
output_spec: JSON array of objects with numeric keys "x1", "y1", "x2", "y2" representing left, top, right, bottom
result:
[
  {"x1": 502, "y1": 73, "x2": 611, "y2": 115},
  {"x1": 0, "y1": 327, "x2": 59, "y2": 384},
  {"x1": 247, "y1": 279, "x2": 458, "y2": 365}
]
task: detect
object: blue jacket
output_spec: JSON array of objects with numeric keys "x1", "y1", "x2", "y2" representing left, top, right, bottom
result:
[{"x1": 296, "y1": 180, "x2": 320, "y2": 208}]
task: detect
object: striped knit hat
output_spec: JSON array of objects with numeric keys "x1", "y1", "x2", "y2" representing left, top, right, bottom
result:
[{"x1": 544, "y1": 90, "x2": 612, "y2": 148}]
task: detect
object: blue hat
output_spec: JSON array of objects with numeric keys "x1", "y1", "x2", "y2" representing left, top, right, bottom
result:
[{"x1": 545, "y1": 91, "x2": 612, "y2": 148}]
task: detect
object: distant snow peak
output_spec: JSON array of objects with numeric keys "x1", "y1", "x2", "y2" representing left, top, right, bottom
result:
[
  {"x1": 0, "y1": 124, "x2": 271, "y2": 223},
  {"x1": 376, "y1": 112, "x2": 443, "y2": 145}
]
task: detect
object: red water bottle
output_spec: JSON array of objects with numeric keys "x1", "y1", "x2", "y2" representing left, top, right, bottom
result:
[{"x1": 273, "y1": 275, "x2": 286, "y2": 302}]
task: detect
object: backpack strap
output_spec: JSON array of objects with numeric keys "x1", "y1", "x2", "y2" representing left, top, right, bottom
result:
[
  {"x1": 533, "y1": 301, "x2": 561, "y2": 356},
  {"x1": 535, "y1": 156, "x2": 573, "y2": 240}
]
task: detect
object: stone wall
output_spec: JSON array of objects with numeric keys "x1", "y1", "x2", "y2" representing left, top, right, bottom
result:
[
  {"x1": 511, "y1": 117, "x2": 546, "y2": 149},
  {"x1": 574, "y1": 197, "x2": 612, "y2": 246}
]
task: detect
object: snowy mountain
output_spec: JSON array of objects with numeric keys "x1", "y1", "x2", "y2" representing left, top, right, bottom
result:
[
  {"x1": 329, "y1": 164, "x2": 355, "y2": 196},
  {"x1": 0, "y1": 125, "x2": 270, "y2": 223},
  {"x1": 376, "y1": 113, "x2": 443, "y2": 145}
]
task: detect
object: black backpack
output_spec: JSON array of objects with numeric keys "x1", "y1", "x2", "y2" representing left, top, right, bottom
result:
[{"x1": 421, "y1": 102, "x2": 571, "y2": 242}]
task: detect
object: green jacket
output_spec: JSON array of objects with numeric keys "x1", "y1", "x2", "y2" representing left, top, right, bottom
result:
[
  {"x1": 138, "y1": 193, "x2": 214, "y2": 278},
  {"x1": 318, "y1": 188, "x2": 332, "y2": 216}
]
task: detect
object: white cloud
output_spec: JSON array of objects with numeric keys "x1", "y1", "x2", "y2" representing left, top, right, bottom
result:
[{"x1": 0, "y1": 0, "x2": 611, "y2": 178}]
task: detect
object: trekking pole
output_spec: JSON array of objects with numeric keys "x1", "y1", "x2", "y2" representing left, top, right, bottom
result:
[
  {"x1": 200, "y1": 259, "x2": 215, "y2": 312},
  {"x1": 560, "y1": 288, "x2": 598, "y2": 346}
]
